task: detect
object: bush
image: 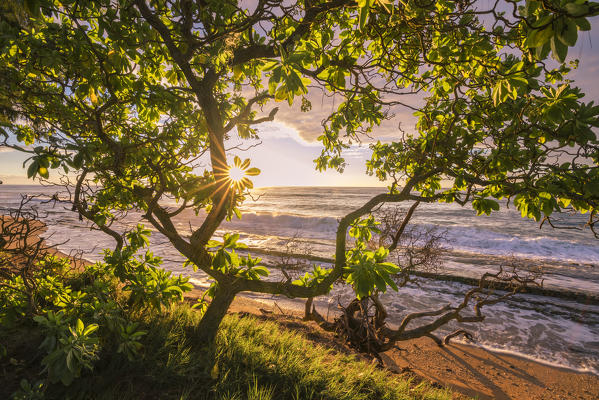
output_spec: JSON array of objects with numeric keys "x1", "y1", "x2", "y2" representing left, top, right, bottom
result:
[
  {"x1": 0, "y1": 231, "x2": 192, "y2": 398},
  {"x1": 1, "y1": 252, "x2": 453, "y2": 400}
]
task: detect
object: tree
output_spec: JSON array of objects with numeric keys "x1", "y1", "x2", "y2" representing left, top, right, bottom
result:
[{"x1": 1, "y1": 0, "x2": 598, "y2": 363}]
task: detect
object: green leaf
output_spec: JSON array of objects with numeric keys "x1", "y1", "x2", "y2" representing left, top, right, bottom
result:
[
  {"x1": 66, "y1": 351, "x2": 75, "y2": 372},
  {"x1": 223, "y1": 233, "x2": 240, "y2": 248},
  {"x1": 565, "y1": 3, "x2": 589, "y2": 16},
  {"x1": 206, "y1": 240, "x2": 221, "y2": 248},
  {"x1": 526, "y1": 26, "x2": 554, "y2": 48},
  {"x1": 557, "y1": 20, "x2": 578, "y2": 47},
  {"x1": 252, "y1": 266, "x2": 270, "y2": 276},
  {"x1": 233, "y1": 65, "x2": 243, "y2": 80},
  {"x1": 442, "y1": 80, "x2": 452, "y2": 92},
  {"x1": 373, "y1": 272, "x2": 387, "y2": 291},
  {"x1": 550, "y1": 36, "x2": 568, "y2": 62},
  {"x1": 559, "y1": 198, "x2": 572, "y2": 208},
  {"x1": 234, "y1": 241, "x2": 248, "y2": 249},
  {"x1": 542, "y1": 200, "x2": 554, "y2": 216},
  {"x1": 38, "y1": 166, "x2": 49, "y2": 179},
  {"x1": 233, "y1": 207, "x2": 242, "y2": 220},
  {"x1": 359, "y1": 3, "x2": 370, "y2": 31},
  {"x1": 27, "y1": 161, "x2": 39, "y2": 179},
  {"x1": 378, "y1": 262, "x2": 400, "y2": 274},
  {"x1": 383, "y1": 274, "x2": 398, "y2": 291},
  {"x1": 83, "y1": 323, "x2": 99, "y2": 336},
  {"x1": 274, "y1": 86, "x2": 288, "y2": 101},
  {"x1": 165, "y1": 285, "x2": 183, "y2": 294},
  {"x1": 574, "y1": 18, "x2": 591, "y2": 31},
  {"x1": 75, "y1": 319, "x2": 84, "y2": 335},
  {"x1": 492, "y1": 83, "x2": 502, "y2": 106}
]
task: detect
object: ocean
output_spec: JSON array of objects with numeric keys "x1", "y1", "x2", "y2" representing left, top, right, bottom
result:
[{"x1": 1, "y1": 185, "x2": 598, "y2": 374}]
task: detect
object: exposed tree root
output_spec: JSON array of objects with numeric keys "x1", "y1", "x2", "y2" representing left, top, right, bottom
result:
[
  {"x1": 444, "y1": 329, "x2": 474, "y2": 345},
  {"x1": 306, "y1": 263, "x2": 542, "y2": 363}
]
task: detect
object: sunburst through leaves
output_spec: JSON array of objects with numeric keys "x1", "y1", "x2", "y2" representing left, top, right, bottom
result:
[{"x1": 226, "y1": 156, "x2": 260, "y2": 192}]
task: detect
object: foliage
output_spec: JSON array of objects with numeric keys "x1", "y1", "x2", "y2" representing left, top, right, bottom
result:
[
  {"x1": 34, "y1": 314, "x2": 100, "y2": 386},
  {"x1": 345, "y1": 243, "x2": 400, "y2": 299},
  {"x1": 0, "y1": 296, "x2": 451, "y2": 400},
  {"x1": 207, "y1": 233, "x2": 270, "y2": 280},
  {"x1": 0, "y1": 256, "x2": 74, "y2": 325},
  {"x1": 2, "y1": 266, "x2": 453, "y2": 399},
  {"x1": 293, "y1": 265, "x2": 332, "y2": 289},
  {"x1": 0, "y1": 0, "x2": 598, "y2": 360},
  {"x1": 0, "y1": 228, "x2": 191, "y2": 394},
  {"x1": 11, "y1": 379, "x2": 45, "y2": 400},
  {"x1": 105, "y1": 225, "x2": 193, "y2": 310}
]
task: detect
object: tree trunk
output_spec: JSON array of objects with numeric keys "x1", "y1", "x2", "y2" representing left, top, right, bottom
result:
[
  {"x1": 197, "y1": 283, "x2": 238, "y2": 365},
  {"x1": 303, "y1": 297, "x2": 313, "y2": 320}
]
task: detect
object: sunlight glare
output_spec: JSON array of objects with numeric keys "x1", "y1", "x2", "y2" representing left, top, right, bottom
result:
[{"x1": 228, "y1": 166, "x2": 245, "y2": 182}]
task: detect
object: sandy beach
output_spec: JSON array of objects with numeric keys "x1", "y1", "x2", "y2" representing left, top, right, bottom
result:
[{"x1": 185, "y1": 287, "x2": 599, "y2": 400}]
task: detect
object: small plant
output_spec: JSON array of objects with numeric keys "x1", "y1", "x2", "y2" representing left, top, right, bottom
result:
[
  {"x1": 123, "y1": 262, "x2": 193, "y2": 311},
  {"x1": 35, "y1": 315, "x2": 100, "y2": 386},
  {"x1": 11, "y1": 379, "x2": 45, "y2": 400},
  {"x1": 207, "y1": 234, "x2": 270, "y2": 280},
  {"x1": 117, "y1": 322, "x2": 147, "y2": 361},
  {"x1": 246, "y1": 376, "x2": 275, "y2": 400},
  {"x1": 0, "y1": 216, "x2": 196, "y2": 392}
]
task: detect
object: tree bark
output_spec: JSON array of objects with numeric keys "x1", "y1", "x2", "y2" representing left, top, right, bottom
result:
[
  {"x1": 303, "y1": 297, "x2": 313, "y2": 320},
  {"x1": 196, "y1": 282, "x2": 239, "y2": 368}
]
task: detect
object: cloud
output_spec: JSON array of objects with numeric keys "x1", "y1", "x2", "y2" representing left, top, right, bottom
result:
[
  {"x1": 268, "y1": 90, "x2": 421, "y2": 145},
  {"x1": 254, "y1": 121, "x2": 322, "y2": 147},
  {"x1": 342, "y1": 146, "x2": 372, "y2": 159}
]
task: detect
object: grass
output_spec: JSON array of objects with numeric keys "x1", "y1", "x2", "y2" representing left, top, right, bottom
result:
[
  {"x1": 212, "y1": 312, "x2": 451, "y2": 400},
  {"x1": 0, "y1": 251, "x2": 454, "y2": 400},
  {"x1": 1, "y1": 302, "x2": 454, "y2": 400}
]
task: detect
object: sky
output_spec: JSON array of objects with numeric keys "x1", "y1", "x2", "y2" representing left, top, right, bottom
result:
[
  {"x1": 1, "y1": 10, "x2": 598, "y2": 188},
  {"x1": 227, "y1": 122, "x2": 380, "y2": 187}
]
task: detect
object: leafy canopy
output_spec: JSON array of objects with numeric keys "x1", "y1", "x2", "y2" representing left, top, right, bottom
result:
[{"x1": 0, "y1": 0, "x2": 598, "y2": 319}]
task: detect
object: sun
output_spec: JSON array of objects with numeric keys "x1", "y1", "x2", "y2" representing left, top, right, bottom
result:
[
  {"x1": 223, "y1": 156, "x2": 259, "y2": 192},
  {"x1": 228, "y1": 166, "x2": 246, "y2": 182}
]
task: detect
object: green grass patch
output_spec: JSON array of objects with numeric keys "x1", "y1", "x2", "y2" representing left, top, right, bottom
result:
[
  {"x1": 1, "y1": 253, "x2": 454, "y2": 400},
  {"x1": 2, "y1": 303, "x2": 453, "y2": 400}
]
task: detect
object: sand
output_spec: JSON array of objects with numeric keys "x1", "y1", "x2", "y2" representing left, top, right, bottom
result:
[
  {"x1": 183, "y1": 287, "x2": 599, "y2": 399},
  {"x1": 380, "y1": 336, "x2": 599, "y2": 399},
  {"x1": 242, "y1": 298, "x2": 599, "y2": 399}
]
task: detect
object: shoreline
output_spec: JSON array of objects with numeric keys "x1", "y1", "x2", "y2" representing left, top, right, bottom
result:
[
  {"x1": 208, "y1": 291, "x2": 599, "y2": 399},
  {"x1": 44, "y1": 236, "x2": 599, "y2": 377},
  {"x1": 3, "y1": 214, "x2": 599, "y2": 399},
  {"x1": 224, "y1": 288, "x2": 599, "y2": 375}
]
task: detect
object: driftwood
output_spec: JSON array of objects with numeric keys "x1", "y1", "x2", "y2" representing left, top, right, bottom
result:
[
  {"x1": 307, "y1": 263, "x2": 542, "y2": 363},
  {"x1": 300, "y1": 203, "x2": 543, "y2": 362}
]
